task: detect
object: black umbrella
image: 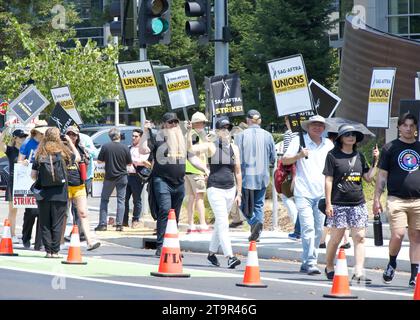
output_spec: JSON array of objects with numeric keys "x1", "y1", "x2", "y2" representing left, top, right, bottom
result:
[{"x1": 325, "y1": 117, "x2": 376, "y2": 137}]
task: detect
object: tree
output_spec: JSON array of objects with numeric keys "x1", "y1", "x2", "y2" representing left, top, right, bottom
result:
[{"x1": 0, "y1": 18, "x2": 119, "y2": 123}]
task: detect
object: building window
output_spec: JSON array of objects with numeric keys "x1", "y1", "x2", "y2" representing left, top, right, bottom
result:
[{"x1": 388, "y1": 0, "x2": 420, "y2": 40}]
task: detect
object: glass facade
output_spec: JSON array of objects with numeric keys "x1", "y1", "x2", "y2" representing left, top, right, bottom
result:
[{"x1": 388, "y1": 0, "x2": 420, "y2": 40}]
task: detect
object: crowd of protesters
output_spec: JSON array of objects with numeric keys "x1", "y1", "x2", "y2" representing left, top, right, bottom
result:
[{"x1": 1, "y1": 111, "x2": 419, "y2": 286}]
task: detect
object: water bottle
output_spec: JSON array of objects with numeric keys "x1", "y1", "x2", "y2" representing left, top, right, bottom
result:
[
  {"x1": 373, "y1": 215, "x2": 383, "y2": 246},
  {"x1": 79, "y1": 162, "x2": 87, "y2": 181}
]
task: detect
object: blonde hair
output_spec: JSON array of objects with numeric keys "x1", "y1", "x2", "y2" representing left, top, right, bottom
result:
[{"x1": 35, "y1": 127, "x2": 71, "y2": 162}]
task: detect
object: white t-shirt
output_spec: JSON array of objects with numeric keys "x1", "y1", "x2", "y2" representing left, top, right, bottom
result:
[
  {"x1": 127, "y1": 145, "x2": 149, "y2": 174},
  {"x1": 284, "y1": 134, "x2": 334, "y2": 198}
]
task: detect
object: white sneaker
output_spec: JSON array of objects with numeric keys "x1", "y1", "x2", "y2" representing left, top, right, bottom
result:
[{"x1": 12, "y1": 236, "x2": 19, "y2": 244}]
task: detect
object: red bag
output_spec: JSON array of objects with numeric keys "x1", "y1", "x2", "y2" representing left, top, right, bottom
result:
[{"x1": 274, "y1": 159, "x2": 296, "y2": 194}]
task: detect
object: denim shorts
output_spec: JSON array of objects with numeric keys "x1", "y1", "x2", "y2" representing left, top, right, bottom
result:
[{"x1": 326, "y1": 203, "x2": 368, "y2": 229}]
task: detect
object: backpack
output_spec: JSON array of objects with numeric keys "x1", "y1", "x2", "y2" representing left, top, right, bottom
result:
[
  {"x1": 38, "y1": 153, "x2": 67, "y2": 187},
  {"x1": 274, "y1": 159, "x2": 296, "y2": 196}
]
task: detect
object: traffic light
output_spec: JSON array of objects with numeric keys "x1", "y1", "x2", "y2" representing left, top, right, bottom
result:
[
  {"x1": 109, "y1": 0, "x2": 138, "y2": 46},
  {"x1": 138, "y1": 0, "x2": 171, "y2": 45},
  {"x1": 185, "y1": 0, "x2": 211, "y2": 44}
]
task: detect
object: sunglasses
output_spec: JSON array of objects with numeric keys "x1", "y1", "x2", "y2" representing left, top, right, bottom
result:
[
  {"x1": 167, "y1": 120, "x2": 179, "y2": 124},
  {"x1": 343, "y1": 132, "x2": 356, "y2": 137}
]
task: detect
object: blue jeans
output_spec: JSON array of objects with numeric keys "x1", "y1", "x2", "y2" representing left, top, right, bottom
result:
[
  {"x1": 124, "y1": 174, "x2": 144, "y2": 225},
  {"x1": 153, "y1": 176, "x2": 185, "y2": 248},
  {"x1": 294, "y1": 196, "x2": 325, "y2": 267},
  {"x1": 242, "y1": 187, "x2": 267, "y2": 226},
  {"x1": 99, "y1": 175, "x2": 128, "y2": 226}
]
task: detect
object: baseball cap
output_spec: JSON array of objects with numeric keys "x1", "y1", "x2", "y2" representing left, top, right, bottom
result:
[
  {"x1": 66, "y1": 125, "x2": 80, "y2": 135},
  {"x1": 162, "y1": 112, "x2": 179, "y2": 123},
  {"x1": 215, "y1": 117, "x2": 233, "y2": 130},
  {"x1": 191, "y1": 112, "x2": 208, "y2": 124},
  {"x1": 247, "y1": 109, "x2": 261, "y2": 121},
  {"x1": 12, "y1": 129, "x2": 28, "y2": 138}
]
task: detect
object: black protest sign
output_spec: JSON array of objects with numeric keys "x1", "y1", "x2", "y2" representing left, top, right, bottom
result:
[
  {"x1": 48, "y1": 103, "x2": 78, "y2": 134},
  {"x1": 288, "y1": 110, "x2": 315, "y2": 133},
  {"x1": 9, "y1": 85, "x2": 50, "y2": 125},
  {"x1": 209, "y1": 73, "x2": 244, "y2": 117},
  {"x1": 400, "y1": 99, "x2": 420, "y2": 140},
  {"x1": 309, "y1": 80, "x2": 341, "y2": 118}
]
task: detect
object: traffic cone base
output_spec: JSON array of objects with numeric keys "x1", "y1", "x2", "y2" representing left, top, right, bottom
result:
[
  {"x1": 0, "y1": 219, "x2": 18, "y2": 256},
  {"x1": 323, "y1": 248, "x2": 358, "y2": 299},
  {"x1": 62, "y1": 225, "x2": 87, "y2": 265},
  {"x1": 151, "y1": 209, "x2": 190, "y2": 278},
  {"x1": 236, "y1": 241, "x2": 267, "y2": 288},
  {"x1": 414, "y1": 273, "x2": 420, "y2": 300}
]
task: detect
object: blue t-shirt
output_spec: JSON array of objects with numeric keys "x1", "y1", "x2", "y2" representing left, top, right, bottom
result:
[{"x1": 19, "y1": 138, "x2": 39, "y2": 162}]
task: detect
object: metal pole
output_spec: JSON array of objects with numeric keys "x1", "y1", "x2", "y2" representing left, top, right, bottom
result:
[
  {"x1": 272, "y1": 165, "x2": 278, "y2": 230},
  {"x1": 139, "y1": 46, "x2": 147, "y2": 128},
  {"x1": 113, "y1": 18, "x2": 120, "y2": 126},
  {"x1": 214, "y1": 0, "x2": 229, "y2": 76}
]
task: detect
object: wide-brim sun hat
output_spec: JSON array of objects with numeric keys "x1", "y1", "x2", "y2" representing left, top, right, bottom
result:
[
  {"x1": 336, "y1": 124, "x2": 364, "y2": 143},
  {"x1": 301, "y1": 115, "x2": 332, "y2": 132},
  {"x1": 191, "y1": 112, "x2": 208, "y2": 124}
]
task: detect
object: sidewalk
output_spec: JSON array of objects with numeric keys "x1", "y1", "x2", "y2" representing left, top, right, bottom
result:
[{"x1": 92, "y1": 215, "x2": 413, "y2": 273}]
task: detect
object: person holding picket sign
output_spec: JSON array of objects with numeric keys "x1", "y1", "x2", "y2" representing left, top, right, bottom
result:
[
  {"x1": 323, "y1": 124, "x2": 379, "y2": 283},
  {"x1": 0, "y1": 128, "x2": 28, "y2": 243},
  {"x1": 62, "y1": 126, "x2": 100, "y2": 251},
  {"x1": 31, "y1": 127, "x2": 76, "y2": 258}
]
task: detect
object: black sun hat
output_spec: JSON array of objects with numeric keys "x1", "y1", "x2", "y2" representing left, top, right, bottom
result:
[{"x1": 336, "y1": 124, "x2": 364, "y2": 143}]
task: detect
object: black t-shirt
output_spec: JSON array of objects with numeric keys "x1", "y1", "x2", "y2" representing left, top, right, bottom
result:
[
  {"x1": 97, "y1": 142, "x2": 132, "y2": 180},
  {"x1": 67, "y1": 150, "x2": 82, "y2": 187},
  {"x1": 6, "y1": 146, "x2": 19, "y2": 181},
  {"x1": 150, "y1": 137, "x2": 191, "y2": 186},
  {"x1": 207, "y1": 141, "x2": 236, "y2": 189},
  {"x1": 379, "y1": 139, "x2": 420, "y2": 199},
  {"x1": 32, "y1": 153, "x2": 69, "y2": 202},
  {"x1": 323, "y1": 148, "x2": 369, "y2": 206}
]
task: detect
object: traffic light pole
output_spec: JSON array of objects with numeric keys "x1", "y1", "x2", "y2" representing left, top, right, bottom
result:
[
  {"x1": 113, "y1": 23, "x2": 120, "y2": 126},
  {"x1": 214, "y1": 0, "x2": 229, "y2": 76},
  {"x1": 139, "y1": 46, "x2": 147, "y2": 128}
]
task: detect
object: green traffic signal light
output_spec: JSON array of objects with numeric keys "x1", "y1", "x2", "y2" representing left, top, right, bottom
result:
[
  {"x1": 139, "y1": 0, "x2": 171, "y2": 45},
  {"x1": 150, "y1": 17, "x2": 169, "y2": 35}
]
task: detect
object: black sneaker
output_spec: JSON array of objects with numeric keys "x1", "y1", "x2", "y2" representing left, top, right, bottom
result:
[
  {"x1": 383, "y1": 264, "x2": 396, "y2": 284},
  {"x1": 351, "y1": 274, "x2": 372, "y2": 285},
  {"x1": 229, "y1": 221, "x2": 243, "y2": 228},
  {"x1": 340, "y1": 242, "x2": 351, "y2": 249},
  {"x1": 207, "y1": 253, "x2": 220, "y2": 267},
  {"x1": 248, "y1": 222, "x2": 263, "y2": 242},
  {"x1": 64, "y1": 235, "x2": 71, "y2": 242},
  {"x1": 115, "y1": 225, "x2": 123, "y2": 232},
  {"x1": 87, "y1": 242, "x2": 101, "y2": 251},
  {"x1": 325, "y1": 267, "x2": 335, "y2": 280},
  {"x1": 319, "y1": 243, "x2": 326, "y2": 249},
  {"x1": 409, "y1": 278, "x2": 416, "y2": 288},
  {"x1": 94, "y1": 225, "x2": 107, "y2": 232},
  {"x1": 227, "y1": 256, "x2": 241, "y2": 269},
  {"x1": 155, "y1": 247, "x2": 162, "y2": 257},
  {"x1": 23, "y1": 241, "x2": 30, "y2": 249}
]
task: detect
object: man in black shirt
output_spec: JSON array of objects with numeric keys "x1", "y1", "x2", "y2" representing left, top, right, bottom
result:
[
  {"x1": 374, "y1": 113, "x2": 420, "y2": 287},
  {"x1": 140, "y1": 113, "x2": 209, "y2": 256},
  {"x1": 95, "y1": 128, "x2": 132, "y2": 232}
]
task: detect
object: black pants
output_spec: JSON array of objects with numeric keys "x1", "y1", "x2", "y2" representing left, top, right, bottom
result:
[
  {"x1": 124, "y1": 174, "x2": 144, "y2": 226},
  {"x1": 38, "y1": 200, "x2": 67, "y2": 254},
  {"x1": 22, "y1": 208, "x2": 42, "y2": 250}
]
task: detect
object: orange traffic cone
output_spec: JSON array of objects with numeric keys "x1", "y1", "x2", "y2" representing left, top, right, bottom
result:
[
  {"x1": 62, "y1": 225, "x2": 87, "y2": 265},
  {"x1": 324, "y1": 248, "x2": 357, "y2": 299},
  {"x1": 414, "y1": 270, "x2": 420, "y2": 300},
  {"x1": 151, "y1": 209, "x2": 190, "y2": 278},
  {"x1": 236, "y1": 241, "x2": 267, "y2": 288},
  {"x1": 0, "y1": 219, "x2": 18, "y2": 256}
]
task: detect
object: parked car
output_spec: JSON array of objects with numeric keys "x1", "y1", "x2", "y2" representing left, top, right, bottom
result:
[
  {"x1": 79, "y1": 125, "x2": 140, "y2": 150},
  {"x1": 0, "y1": 156, "x2": 9, "y2": 190}
]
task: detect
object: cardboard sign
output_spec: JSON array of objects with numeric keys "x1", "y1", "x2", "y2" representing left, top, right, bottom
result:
[
  {"x1": 92, "y1": 162, "x2": 116, "y2": 198},
  {"x1": 12, "y1": 163, "x2": 37, "y2": 208},
  {"x1": 209, "y1": 73, "x2": 244, "y2": 117},
  {"x1": 116, "y1": 60, "x2": 161, "y2": 109},
  {"x1": 48, "y1": 103, "x2": 78, "y2": 134},
  {"x1": 289, "y1": 110, "x2": 315, "y2": 133},
  {"x1": 399, "y1": 99, "x2": 420, "y2": 141},
  {"x1": 160, "y1": 65, "x2": 199, "y2": 110},
  {"x1": 309, "y1": 79, "x2": 341, "y2": 118},
  {"x1": 367, "y1": 68, "x2": 396, "y2": 128},
  {"x1": 9, "y1": 85, "x2": 50, "y2": 125},
  {"x1": 50, "y1": 86, "x2": 82, "y2": 124},
  {"x1": 267, "y1": 54, "x2": 313, "y2": 116}
]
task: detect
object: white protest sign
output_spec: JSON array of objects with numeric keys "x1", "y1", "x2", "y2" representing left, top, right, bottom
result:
[
  {"x1": 160, "y1": 65, "x2": 198, "y2": 110},
  {"x1": 367, "y1": 68, "x2": 396, "y2": 128},
  {"x1": 91, "y1": 161, "x2": 116, "y2": 198},
  {"x1": 267, "y1": 54, "x2": 313, "y2": 117},
  {"x1": 416, "y1": 74, "x2": 419, "y2": 100},
  {"x1": 50, "y1": 86, "x2": 83, "y2": 124},
  {"x1": 116, "y1": 60, "x2": 161, "y2": 109},
  {"x1": 12, "y1": 163, "x2": 37, "y2": 208}
]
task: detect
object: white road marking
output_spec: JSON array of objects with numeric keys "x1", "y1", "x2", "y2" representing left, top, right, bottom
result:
[{"x1": 0, "y1": 265, "x2": 252, "y2": 300}]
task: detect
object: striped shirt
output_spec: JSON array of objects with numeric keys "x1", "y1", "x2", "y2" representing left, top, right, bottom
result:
[{"x1": 282, "y1": 130, "x2": 299, "y2": 154}]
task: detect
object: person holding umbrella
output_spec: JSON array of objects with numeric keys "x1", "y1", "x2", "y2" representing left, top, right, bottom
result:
[{"x1": 323, "y1": 124, "x2": 379, "y2": 283}]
